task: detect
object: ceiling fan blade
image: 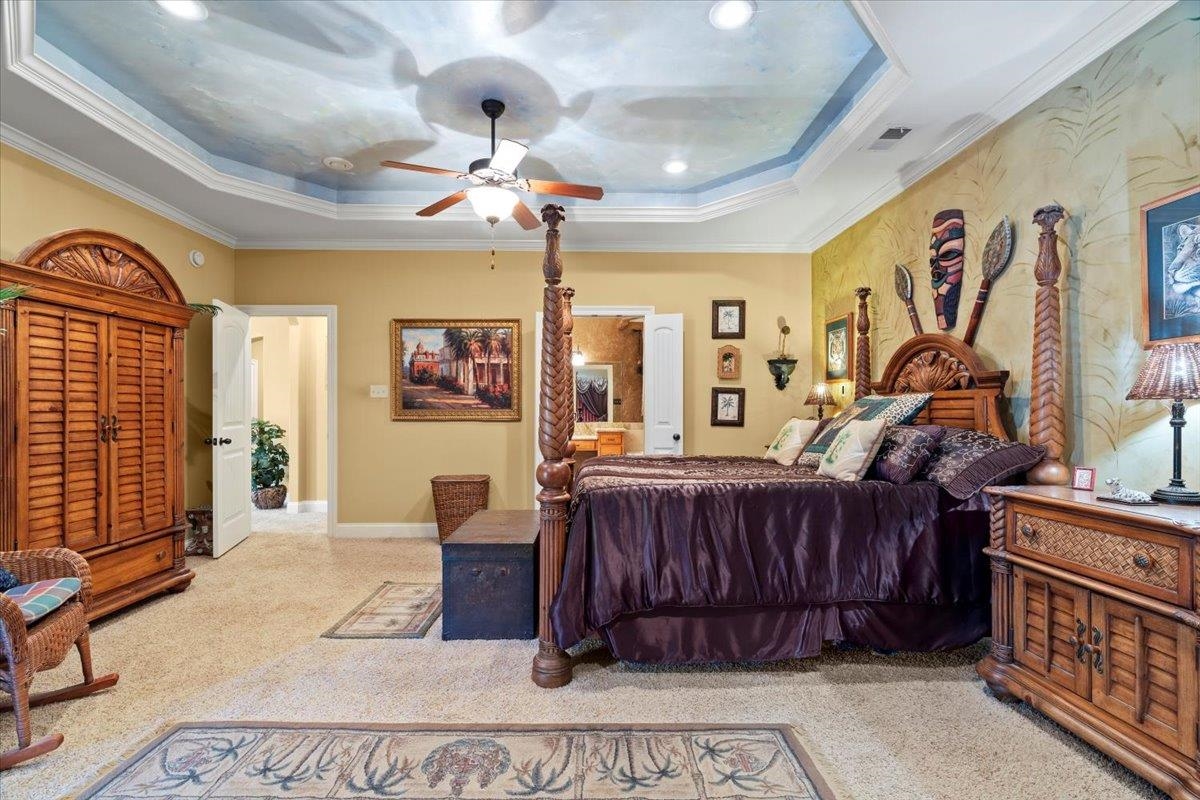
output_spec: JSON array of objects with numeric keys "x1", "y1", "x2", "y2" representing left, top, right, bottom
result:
[
  {"x1": 525, "y1": 179, "x2": 604, "y2": 201},
  {"x1": 416, "y1": 190, "x2": 468, "y2": 217},
  {"x1": 489, "y1": 139, "x2": 529, "y2": 174},
  {"x1": 381, "y1": 160, "x2": 464, "y2": 178},
  {"x1": 511, "y1": 200, "x2": 541, "y2": 230}
]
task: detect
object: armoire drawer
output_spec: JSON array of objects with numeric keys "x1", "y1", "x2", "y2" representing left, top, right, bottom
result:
[
  {"x1": 88, "y1": 535, "x2": 174, "y2": 596},
  {"x1": 1009, "y1": 502, "x2": 1190, "y2": 606}
]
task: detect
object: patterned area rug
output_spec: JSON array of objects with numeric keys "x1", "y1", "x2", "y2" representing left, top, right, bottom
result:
[
  {"x1": 323, "y1": 582, "x2": 442, "y2": 639},
  {"x1": 78, "y1": 723, "x2": 834, "y2": 799}
]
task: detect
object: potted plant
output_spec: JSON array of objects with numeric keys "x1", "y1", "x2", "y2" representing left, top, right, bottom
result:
[{"x1": 250, "y1": 419, "x2": 290, "y2": 509}]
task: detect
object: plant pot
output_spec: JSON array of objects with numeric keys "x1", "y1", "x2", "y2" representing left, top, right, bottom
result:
[{"x1": 252, "y1": 485, "x2": 288, "y2": 510}]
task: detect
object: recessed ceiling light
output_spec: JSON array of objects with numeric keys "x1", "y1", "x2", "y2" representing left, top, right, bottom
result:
[
  {"x1": 155, "y1": 0, "x2": 209, "y2": 21},
  {"x1": 322, "y1": 156, "x2": 354, "y2": 172},
  {"x1": 709, "y1": 0, "x2": 755, "y2": 30},
  {"x1": 662, "y1": 159, "x2": 688, "y2": 174}
]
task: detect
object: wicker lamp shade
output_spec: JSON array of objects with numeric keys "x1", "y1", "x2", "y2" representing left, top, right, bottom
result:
[
  {"x1": 804, "y1": 383, "x2": 834, "y2": 407},
  {"x1": 1126, "y1": 343, "x2": 1200, "y2": 401}
]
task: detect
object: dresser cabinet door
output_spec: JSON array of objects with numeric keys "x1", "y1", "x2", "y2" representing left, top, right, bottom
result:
[
  {"x1": 15, "y1": 302, "x2": 109, "y2": 551},
  {"x1": 1090, "y1": 594, "x2": 1198, "y2": 756},
  {"x1": 108, "y1": 319, "x2": 176, "y2": 541},
  {"x1": 1013, "y1": 566, "x2": 1091, "y2": 696}
]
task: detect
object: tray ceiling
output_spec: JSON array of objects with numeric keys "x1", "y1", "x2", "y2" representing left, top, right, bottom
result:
[{"x1": 33, "y1": 0, "x2": 883, "y2": 206}]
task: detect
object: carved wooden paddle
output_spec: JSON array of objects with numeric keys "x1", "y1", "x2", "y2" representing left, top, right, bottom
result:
[
  {"x1": 893, "y1": 264, "x2": 923, "y2": 336},
  {"x1": 962, "y1": 216, "x2": 1014, "y2": 347}
]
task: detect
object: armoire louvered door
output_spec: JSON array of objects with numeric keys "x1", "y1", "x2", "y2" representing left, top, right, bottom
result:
[
  {"x1": 2, "y1": 228, "x2": 197, "y2": 619},
  {"x1": 15, "y1": 301, "x2": 109, "y2": 552},
  {"x1": 109, "y1": 318, "x2": 175, "y2": 541}
]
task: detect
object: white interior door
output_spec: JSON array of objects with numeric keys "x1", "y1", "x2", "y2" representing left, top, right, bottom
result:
[
  {"x1": 211, "y1": 299, "x2": 252, "y2": 557},
  {"x1": 643, "y1": 313, "x2": 684, "y2": 454}
]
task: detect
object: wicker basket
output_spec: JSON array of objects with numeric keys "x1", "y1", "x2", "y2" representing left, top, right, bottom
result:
[{"x1": 431, "y1": 474, "x2": 490, "y2": 542}]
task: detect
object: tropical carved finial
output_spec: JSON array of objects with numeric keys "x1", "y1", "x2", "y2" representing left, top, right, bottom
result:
[
  {"x1": 541, "y1": 205, "x2": 566, "y2": 284},
  {"x1": 1032, "y1": 204, "x2": 1066, "y2": 286},
  {"x1": 541, "y1": 204, "x2": 566, "y2": 228}
]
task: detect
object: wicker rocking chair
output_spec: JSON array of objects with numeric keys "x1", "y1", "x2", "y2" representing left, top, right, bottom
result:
[{"x1": 0, "y1": 548, "x2": 118, "y2": 769}]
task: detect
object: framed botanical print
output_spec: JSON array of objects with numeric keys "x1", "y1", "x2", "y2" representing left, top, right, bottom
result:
[
  {"x1": 712, "y1": 300, "x2": 745, "y2": 339},
  {"x1": 716, "y1": 345, "x2": 742, "y2": 380},
  {"x1": 710, "y1": 387, "x2": 745, "y2": 427},
  {"x1": 824, "y1": 313, "x2": 855, "y2": 381},
  {"x1": 1142, "y1": 184, "x2": 1200, "y2": 346},
  {"x1": 390, "y1": 319, "x2": 520, "y2": 421}
]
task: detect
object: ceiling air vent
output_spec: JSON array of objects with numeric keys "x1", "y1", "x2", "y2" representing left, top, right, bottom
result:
[{"x1": 866, "y1": 126, "x2": 912, "y2": 151}]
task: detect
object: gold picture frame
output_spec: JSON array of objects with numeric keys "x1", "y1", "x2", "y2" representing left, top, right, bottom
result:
[{"x1": 390, "y1": 319, "x2": 521, "y2": 421}]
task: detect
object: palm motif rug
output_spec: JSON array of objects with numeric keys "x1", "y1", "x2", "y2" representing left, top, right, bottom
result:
[
  {"x1": 77, "y1": 723, "x2": 835, "y2": 800},
  {"x1": 322, "y1": 582, "x2": 442, "y2": 639}
]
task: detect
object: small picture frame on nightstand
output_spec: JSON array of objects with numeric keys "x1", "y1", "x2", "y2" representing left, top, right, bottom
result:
[{"x1": 1071, "y1": 466, "x2": 1096, "y2": 492}]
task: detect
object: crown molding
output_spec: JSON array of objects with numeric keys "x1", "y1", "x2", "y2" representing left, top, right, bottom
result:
[
  {"x1": 807, "y1": 0, "x2": 1176, "y2": 251},
  {"x1": 232, "y1": 237, "x2": 814, "y2": 254},
  {"x1": 0, "y1": 121, "x2": 237, "y2": 247}
]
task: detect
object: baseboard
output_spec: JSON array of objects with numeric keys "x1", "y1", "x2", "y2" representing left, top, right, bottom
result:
[
  {"x1": 286, "y1": 500, "x2": 329, "y2": 514},
  {"x1": 333, "y1": 522, "x2": 438, "y2": 539}
]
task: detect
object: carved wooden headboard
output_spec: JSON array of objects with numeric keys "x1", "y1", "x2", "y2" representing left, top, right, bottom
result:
[{"x1": 873, "y1": 333, "x2": 1010, "y2": 440}]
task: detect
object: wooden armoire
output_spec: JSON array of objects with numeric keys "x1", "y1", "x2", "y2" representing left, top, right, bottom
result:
[{"x1": 1, "y1": 229, "x2": 195, "y2": 619}]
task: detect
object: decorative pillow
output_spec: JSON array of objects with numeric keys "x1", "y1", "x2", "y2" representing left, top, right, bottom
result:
[
  {"x1": 920, "y1": 429, "x2": 1046, "y2": 499},
  {"x1": 764, "y1": 418, "x2": 822, "y2": 465},
  {"x1": 798, "y1": 393, "x2": 933, "y2": 468},
  {"x1": 0, "y1": 567, "x2": 17, "y2": 593},
  {"x1": 870, "y1": 425, "x2": 946, "y2": 484},
  {"x1": 817, "y1": 419, "x2": 889, "y2": 481},
  {"x1": 3, "y1": 577, "x2": 81, "y2": 623}
]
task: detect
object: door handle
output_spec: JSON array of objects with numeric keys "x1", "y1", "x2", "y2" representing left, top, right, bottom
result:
[
  {"x1": 99, "y1": 415, "x2": 109, "y2": 443},
  {"x1": 219, "y1": 437, "x2": 232, "y2": 445},
  {"x1": 672, "y1": 433, "x2": 681, "y2": 441},
  {"x1": 109, "y1": 414, "x2": 120, "y2": 440}
]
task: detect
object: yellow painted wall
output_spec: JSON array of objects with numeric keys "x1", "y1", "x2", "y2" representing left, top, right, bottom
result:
[
  {"x1": 0, "y1": 143, "x2": 236, "y2": 507},
  {"x1": 236, "y1": 250, "x2": 812, "y2": 522},
  {"x1": 811, "y1": 3, "x2": 1200, "y2": 485}
]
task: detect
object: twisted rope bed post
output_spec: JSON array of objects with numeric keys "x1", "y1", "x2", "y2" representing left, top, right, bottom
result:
[
  {"x1": 854, "y1": 287, "x2": 873, "y2": 400},
  {"x1": 532, "y1": 204, "x2": 575, "y2": 688},
  {"x1": 1027, "y1": 204, "x2": 1070, "y2": 485}
]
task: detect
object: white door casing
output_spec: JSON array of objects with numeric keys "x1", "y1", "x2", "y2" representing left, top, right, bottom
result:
[
  {"x1": 211, "y1": 299, "x2": 251, "y2": 557},
  {"x1": 642, "y1": 313, "x2": 684, "y2": 455}
]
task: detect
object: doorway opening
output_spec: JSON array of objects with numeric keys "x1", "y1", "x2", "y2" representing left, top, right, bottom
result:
[
  {"x1": 532, "y1": 305, "x2": 683, "y2": 504},
  {"x1": 247, "y1": 314, "x2": 330, "y2": 535}
]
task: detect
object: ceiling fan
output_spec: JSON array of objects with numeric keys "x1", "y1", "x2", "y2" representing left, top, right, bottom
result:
[{"x1": 380, "y1": 99, "x2": 604, "y2": 230}]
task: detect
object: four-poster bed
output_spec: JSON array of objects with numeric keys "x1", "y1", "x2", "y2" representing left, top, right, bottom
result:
[{"x1": 530, "y1": 204, "x2": 1069, "y2": 687}]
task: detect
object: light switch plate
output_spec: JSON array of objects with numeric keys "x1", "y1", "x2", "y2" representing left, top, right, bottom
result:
[{"x1": 369, "y1": 385, "x2": 388, "y2": 399}]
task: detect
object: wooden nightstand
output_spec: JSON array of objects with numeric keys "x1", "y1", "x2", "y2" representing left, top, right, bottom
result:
[
  {"x1": 978, "y1": 486, "x2": 1200, "y2": 799},
  {"x1": 596, "y1": 429, "x2": 625, "y2": 457}
]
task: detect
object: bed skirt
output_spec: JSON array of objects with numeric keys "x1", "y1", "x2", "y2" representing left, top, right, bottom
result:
[{"x1": 597, "y1": 601, "x2": 989, "y2": 665}]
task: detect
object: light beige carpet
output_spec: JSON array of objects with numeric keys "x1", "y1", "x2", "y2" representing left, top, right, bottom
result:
[{"x1": 0, "y1": 533, "x2": 1160, "y2": 800}]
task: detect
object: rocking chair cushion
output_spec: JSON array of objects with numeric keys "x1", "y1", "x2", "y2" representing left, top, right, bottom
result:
[
  {"x1": 3, "y1": 577, "x2": 82, "y2": 624},
  {"x1": 0, "y1": 567, "x2": 16, "y2": 592}
]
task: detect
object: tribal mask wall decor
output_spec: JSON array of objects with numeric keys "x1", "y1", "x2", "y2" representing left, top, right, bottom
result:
[{"x1": 929, "y1": 209, "x2": 966, "y2": 330}]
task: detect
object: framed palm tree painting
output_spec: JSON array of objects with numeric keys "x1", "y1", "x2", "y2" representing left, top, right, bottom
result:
[
  {"x1": 710, "y1": 387, "x2": 745, "y2": 427},
  {"x1": 390, "y1": 319, "x2": 521, "y2": 421}
]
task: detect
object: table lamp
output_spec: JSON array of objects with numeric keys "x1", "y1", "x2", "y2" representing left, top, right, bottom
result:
[
  {"x1": 804, "y1": 383, "x2": 834, "y2": 420},
  {"x1": 1126, "y1": 342, "x2": 1200, "y2": 504}
]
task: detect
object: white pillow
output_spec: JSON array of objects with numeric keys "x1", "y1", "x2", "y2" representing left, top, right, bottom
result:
[
  {"x1": 764, "y1": 418, "x2": 821, "y2": 465},
  {"x1": 817, "y1": 419, "x2": 888, "y2": 481}
]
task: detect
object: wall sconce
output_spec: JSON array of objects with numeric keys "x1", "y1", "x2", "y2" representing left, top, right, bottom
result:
[
  {"x1": 571, "y1": 347, "x2": 586, "y2": 367},
  {"x1": 804, "y1": 383, "x2": 834, "y2": 419},
  {"x1": 766, "y1": 318, "x2": 796, "y2": 390}
]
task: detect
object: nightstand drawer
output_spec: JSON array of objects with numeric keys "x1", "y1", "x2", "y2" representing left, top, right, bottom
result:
[
  {"x1": 1009, "y1": 502, "x2": 1191, "y2": 606},
  {"x1": 596, "y1": 430, "x2": 624, "y2": 456}
]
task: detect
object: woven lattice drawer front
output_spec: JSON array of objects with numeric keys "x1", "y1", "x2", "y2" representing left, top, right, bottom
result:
[{"x1": 1013, "y1": 512, "x2": 1182, "y2": 599}]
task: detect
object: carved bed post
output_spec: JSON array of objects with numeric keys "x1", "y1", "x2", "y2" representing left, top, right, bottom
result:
[
  {"x1": 532, "y1": 205, "x2": 574, "y2": 688},
  {"x1": 854, "y1": 287, "x2": 872, "y2": 400},
  {"x1": 1027, "y1": 205, "x2": 1070, "y2": 485}
]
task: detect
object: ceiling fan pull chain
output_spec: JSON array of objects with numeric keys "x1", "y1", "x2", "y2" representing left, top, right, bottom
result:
[{"x1": 490, "y1": 224, "x2": 496, "y2": 270}]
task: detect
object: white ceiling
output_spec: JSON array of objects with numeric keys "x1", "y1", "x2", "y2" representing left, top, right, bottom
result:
[{"x1": 0, "y1": 0, "x2": 1175, "y2": 252}]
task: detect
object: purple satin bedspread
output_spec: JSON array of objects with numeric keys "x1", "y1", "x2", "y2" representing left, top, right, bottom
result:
[{"x1": 550, "y1": 455, "x2": 990, "y2": 662}]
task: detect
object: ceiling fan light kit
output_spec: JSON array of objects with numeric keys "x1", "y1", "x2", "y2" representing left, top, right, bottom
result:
[{"x1": 381, "y1": 98, "x2": 604, "y2": 232}]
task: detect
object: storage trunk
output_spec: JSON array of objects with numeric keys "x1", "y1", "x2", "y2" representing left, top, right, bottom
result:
[{"x1": 441, "y1": 510, "x2": 538, "y2": 640}]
